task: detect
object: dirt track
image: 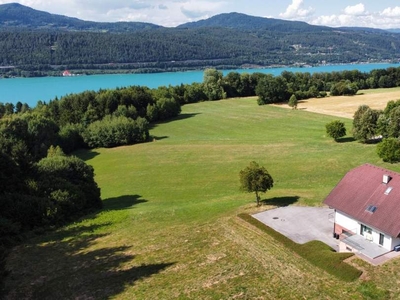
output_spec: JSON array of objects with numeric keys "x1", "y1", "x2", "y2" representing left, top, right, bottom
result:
[{"x1": 274, "y1": 89, "x2": 400, "y2": 119}]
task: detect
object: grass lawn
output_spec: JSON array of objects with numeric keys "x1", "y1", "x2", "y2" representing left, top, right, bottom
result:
[{"x1": 4, "y1": 96, "x2": 400, "y2": 299}]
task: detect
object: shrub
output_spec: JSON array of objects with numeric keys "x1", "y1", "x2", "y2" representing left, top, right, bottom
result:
[
  {"x1": 377, "y1": 138, "x2": 400, "y2": 163},
  {"x1": 326, "y1": 120, "x2": 346, "y2": 141},
  {"x1": 288, "y1": 94, "x2": 298, "y2": 109},
  {"x1": 36, "y1": 155, "x2": 102, "y2": 221},
  {"x1": 83, "y1": 115, "x2": 149, "y2": 148}
]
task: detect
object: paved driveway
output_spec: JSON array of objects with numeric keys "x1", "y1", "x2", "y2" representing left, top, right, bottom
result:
[{"x1": 253, "y1": 207, "x2": 338, "y2": 250}]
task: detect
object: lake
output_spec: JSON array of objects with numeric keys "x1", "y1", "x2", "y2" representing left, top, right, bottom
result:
[{"x1": 1, "y1": 63, "x2": 399, "y2": 107}]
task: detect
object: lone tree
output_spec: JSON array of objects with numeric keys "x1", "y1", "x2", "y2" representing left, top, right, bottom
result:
[
  {"x1": 325, "y1": 120, "x2": 346, "y2": 141},
  {"x1": 239, "y1": 161, "x2": 274, "y2": 206},
  {"x1": 288, "y1": 94, "x2": 298, "y2": 109}
]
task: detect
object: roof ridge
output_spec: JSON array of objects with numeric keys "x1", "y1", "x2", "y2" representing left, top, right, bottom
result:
[{"x1": 360, "y1": 163, "x2": 400, "y2": 177}]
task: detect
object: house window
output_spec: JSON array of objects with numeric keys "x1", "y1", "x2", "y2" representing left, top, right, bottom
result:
[
  {"x1": 379, "y1": 233, "x2": 384, "y2": 246},
  {"x1": 360, "y1": 224, "x2": 372, "y2": 236}
]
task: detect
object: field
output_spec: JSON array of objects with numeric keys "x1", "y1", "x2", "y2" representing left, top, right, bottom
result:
[
  {"x1": 275, "y1": 87, "x2": 400, "y2": 118},
  {"x1": 4, "y1": 90, "x2": 400, "y2": 299}
]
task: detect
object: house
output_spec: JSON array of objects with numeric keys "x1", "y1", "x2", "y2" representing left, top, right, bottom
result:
[
  {"x1": 62, "y1": 70, "x2": 72, "y2": 76},
  {"x1": 324, "y1": 164, "x2": 400, "y2": 255}
]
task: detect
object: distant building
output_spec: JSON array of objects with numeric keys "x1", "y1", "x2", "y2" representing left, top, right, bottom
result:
[{"x1": 62, "y1": 70, "x2": 72, "y2": 76}]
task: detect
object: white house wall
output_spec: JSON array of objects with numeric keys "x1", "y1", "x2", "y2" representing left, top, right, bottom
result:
[
  {"x1": 336, "y1": 211, "x2": 393, "y2": 250},
  {"x1": 391, "y1": 237, "x2": 400, "y2": 250},
  {"x1": 335, "y1": 211, "x2": 359, "y2": 233}
]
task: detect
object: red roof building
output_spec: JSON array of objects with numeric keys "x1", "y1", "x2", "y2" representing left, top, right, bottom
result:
[{"x1": 324, "y1": 164, "x2": 400, "y2": 252}]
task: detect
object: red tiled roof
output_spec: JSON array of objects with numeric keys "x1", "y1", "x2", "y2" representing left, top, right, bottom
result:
[{"x1": 324, "y1": 164, "x2": 400, "y2": 237}]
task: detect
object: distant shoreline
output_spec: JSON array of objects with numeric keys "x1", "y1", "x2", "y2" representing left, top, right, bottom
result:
[{"x1": 1, "y1": 60, "x2": 398, "y2": 79}]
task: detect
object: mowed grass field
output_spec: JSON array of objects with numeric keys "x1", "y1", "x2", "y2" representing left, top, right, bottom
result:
[
  {"x1": 5, "y1": 93, "x2": 400, "y2": 299},
  {"x1": 275, "y1": 86, "x2": 400, "y2": 118}
]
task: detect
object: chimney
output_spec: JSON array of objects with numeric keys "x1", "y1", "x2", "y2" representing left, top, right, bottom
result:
[{"x1": 383, "y1": 174, "x2": 391, "y2": 184}]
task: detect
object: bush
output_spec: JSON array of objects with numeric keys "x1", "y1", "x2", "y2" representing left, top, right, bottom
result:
[
  {"x1": 36, "y1": 155, "x2": 102, "y2": 221},
  {"x1": 58, "y1": 123, "x2": 85, "y2": 154},
  {"x1": 288, "y1": 94, "x2": 298, "y2": 109},
  {"x1": 326, "y1": 120, "x2": 346, "y2": 141},
  {"x1": 330, "y1": 81, "x2": 358, "y2": 96},
  {"x1": 377, "y1": 138, "x2": 400, "y2": 163},
  {"x1": 156, "y1": 98, "x2": 181, "y2": 121},
  {"x1": 82, "y1": 115, "x2": 149, "y2": 148}
]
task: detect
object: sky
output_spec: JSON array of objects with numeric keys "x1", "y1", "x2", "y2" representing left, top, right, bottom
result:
[{"x1": 1, "y1": 0, "x2": 400, "y2": 29}]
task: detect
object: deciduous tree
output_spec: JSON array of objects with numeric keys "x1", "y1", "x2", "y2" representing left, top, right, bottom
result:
[
  {"x1": 352, "y1": 105, "x2": 381, "y2": 143},
  {"x1": 239, "y1": 161, "x2": 274, "y2": 206}
]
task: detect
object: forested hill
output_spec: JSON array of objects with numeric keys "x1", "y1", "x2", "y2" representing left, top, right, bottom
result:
[
  {"x1": 0, "y1": 3, "x2": 160, "y2": 32},
  {"x1": 177, "y1": 12, "x2": 329, "y2": 32},
  {"x1": 0, "y1": 4, "x2": 400, "y2": 76}
]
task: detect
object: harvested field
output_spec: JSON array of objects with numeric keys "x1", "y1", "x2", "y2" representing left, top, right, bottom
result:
[{"x1": 274, "y1": 87, "x2": 400, "y2": 119}]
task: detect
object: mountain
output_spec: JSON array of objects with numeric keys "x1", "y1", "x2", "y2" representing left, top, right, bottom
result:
[
  {"x1": 387, "y1": 29, "x2": 400, "y2": 33},
  {"x1": 0, "y1": 4, "x2": 399, "y2": 76},
  {"x1": 178, "y1": 12, "x2": 330, "y2": 32},
  {"x1": 0, "y1": 3, "x2": 160, "y2": 32}
]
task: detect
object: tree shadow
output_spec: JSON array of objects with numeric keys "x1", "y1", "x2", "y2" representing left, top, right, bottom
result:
[
  {"x1": 151, "y1": 136, "x2": 169, "y2": 141},
  {"x1": 3, "y1": 224, "x2": 174, "y2": 299},
  {"x1": 28, "y1": 245, "x2": 174, "y2": 300},
  {"x1": 337, "y1": 137, "x2": 356, "y2": 143},
  {"x1": 102, "y1": 195, "x2": 148, "y2": 211},
  {"x1": 261, "y1": 196, "x2": 300, "y2": 207},
  {"x1": 74, "y1": 149, "x2": 101, "y2": 161},
  {"x1": 365, "y1": 137, "x2": 383, "y2": 144},
  {"x1": 1, "y1": 193, "x2": 165, "y2": 299},
  {"x1": 149, "y1": 113, "x2": 201, "y2": 129}
]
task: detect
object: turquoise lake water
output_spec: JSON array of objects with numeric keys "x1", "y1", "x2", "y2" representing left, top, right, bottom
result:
[{"x1": 1, "y1": 63, "x2": 399, "y2": 107}]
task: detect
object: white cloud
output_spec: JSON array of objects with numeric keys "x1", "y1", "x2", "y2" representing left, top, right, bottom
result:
[
  {"x1": 381, "y1": 6, "x2": 400, "y2": 18},
  {"x1": 279, "y1": 0, "x2": 314, "y2": 19},
  {"x1": 344, "y1": 3, "x2": 366, "y2": 16},
  {"x1": 180, "y1": 1, "x2": 227, "y2": 19}
]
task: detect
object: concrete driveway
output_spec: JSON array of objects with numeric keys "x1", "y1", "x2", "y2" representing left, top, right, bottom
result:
[{"x1": 253, "y1": 207, "x2": 338, "y2": 250}]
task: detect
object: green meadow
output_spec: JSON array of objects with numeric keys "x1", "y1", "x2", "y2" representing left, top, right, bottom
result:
[{"x1": 4, "y1": 97, "x2": 400, "y2": 299}]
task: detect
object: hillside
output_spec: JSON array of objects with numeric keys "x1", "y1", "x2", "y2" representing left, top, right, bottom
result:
[
  {"x1": 178, "y1": 12, "x2": 330, "y2": 32},
  {"x1": 0, "y1": 4, "x2": 399, "y2": 76},
  {"x1": 4, "y1": 96, "x2": 400, "y2": 298}
]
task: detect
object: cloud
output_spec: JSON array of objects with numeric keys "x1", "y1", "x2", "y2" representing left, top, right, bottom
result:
[
  {"x1": 381, "y1": 6, "x2": 400, "y2": 18},
  {"x1": 181, "y1": 7, "x2": 209, "y2": 19},
  {"x1": 158, "y1": 4, "x2": 168, "y2": 10},
  {"x1": 279, "y1": 0, "x2": 314, "y2": 19},
  {"x1": 344, "y1": 3, "x2": 366, "y2": 16},
  {"x1": 180, "y1": 1, "x2": 227, "y2": 20},
  {"x1": 72, "y1": 0, "x2": 153, "y2": 13}
]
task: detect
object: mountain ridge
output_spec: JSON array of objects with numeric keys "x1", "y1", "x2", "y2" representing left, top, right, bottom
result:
[{"x1": 0, "y1": 3, "x2": 394, "y2": 33}]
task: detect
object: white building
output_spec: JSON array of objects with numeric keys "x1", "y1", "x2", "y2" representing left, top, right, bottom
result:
[{"x1": 324, "y1": 164, "x2": 400, "y2": 255}]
